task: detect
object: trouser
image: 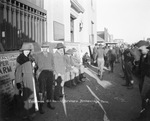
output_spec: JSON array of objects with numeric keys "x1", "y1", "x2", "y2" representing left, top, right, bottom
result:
[
  {"x1": 54, "y1": 76, "x2": 63, "y2": 100},
  {"x1": 124, "y1": 61, "x2": 133, "y2": 86},
  {"x1": 38, "y1": 70, "x2": 54, "y2": 101},
  {"x1": 139, "y1": 75, "x2": 145, "y2": 93},
  {"x1": 64, "y1": 71, "x2": 76, "y2": 87},
  {"x1": 97, "y1": 58, "x2": 104, "y2": 76},
  {"x1": 140, "y1": 88, "x2": 150, "y2": 119},
  {"x1": 109, "y1": 60, "x2": 115, "y2": 72},
  {"x1": 54, "y1": 74, "x2": 65, "y2": 100}
]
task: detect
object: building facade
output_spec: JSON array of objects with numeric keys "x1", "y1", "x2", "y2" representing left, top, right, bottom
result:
[
  {"x1": 97, "y1": 28, "x2": 114, "y2": 43},
  {"x1": 0, "y1": 0, "x2": 47, "y2": 51},
  {"x1": 44, "y1": 0, "x2": 97, "y2": 56}
]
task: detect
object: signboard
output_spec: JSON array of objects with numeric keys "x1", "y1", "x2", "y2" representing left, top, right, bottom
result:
[{"x1": 0, "y1": 51, "x2": 19, "y2": 118}]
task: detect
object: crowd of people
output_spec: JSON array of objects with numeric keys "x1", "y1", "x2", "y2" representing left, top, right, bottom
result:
[
  {"x1": 12, "y1": 40, "x2": 150, "y2": 120},
  {"x1": 91, "y1": 40, "x2": 150, "y2": 120},
  {"x1": 14, "y1": 42, "x2": 85, "y2": 120}
]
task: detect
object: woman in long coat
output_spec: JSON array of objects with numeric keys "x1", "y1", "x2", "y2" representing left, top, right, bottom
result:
[{"x1": 15, "y1": 43, "x2": 37, "y2": 120}]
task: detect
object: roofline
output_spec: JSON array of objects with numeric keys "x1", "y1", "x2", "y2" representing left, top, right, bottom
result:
[{"x1": 71, "y1": 0, "x2": 85, "y2": 13}]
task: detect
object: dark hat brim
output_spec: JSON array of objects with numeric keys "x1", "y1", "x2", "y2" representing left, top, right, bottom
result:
[
  {"x1": 55, "y1": 44, "x2": 66, "y2": 49},
  {"x1": 20, "y1": 48, "x2": 32, "y2": 51},
  {"x1": 147, "y1": 46, "x2": 150, "y2": 49},
  {"x1": 65, "y1": 49, "x2": 73, "y2": 54},
  {"x1": 135, "y1": 40, "x2": 149, "y2": 48}
]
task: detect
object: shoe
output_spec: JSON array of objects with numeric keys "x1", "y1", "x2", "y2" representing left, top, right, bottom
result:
[
  {"x1": 100, "y1": 76, "x2": 103, "y2": 80},
  {"x1": 97, "y1": 74, "x2": 100, "y2": 77},
  {"x1": 122, "y1": 84, "x2": 129, "y2": 86},
  {"x1": 54, "y1": 97, "x2": 60, "y2": 101},
  {"x1": 76, "y1": 79, "x2": 82, "y2": 83},
  {"x1": 81, "y1": 78, "x2": 86, "y2": 82},
  {"x1": 39, "y1": 107, "x2": 45, "y2": 114},
  {"x1": 72, "y1": 80, "x2": 77, "y2": 86},
  {"x1": 127, "y1": 85, "x2": 133, "y2": 89},
  {"x1": 47, "y1": 103, "x2": 55, "y2": 110},
  {"x1": 120, "y1": 76, "x2": 125, "y2": 79},
  {"x1": 39, "y1": 103, "x2": 45, "y2": 114}
]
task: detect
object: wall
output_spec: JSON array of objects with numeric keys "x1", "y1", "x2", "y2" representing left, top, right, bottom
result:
[{"x1": 45, "y1": 0, "x2": 70, "y2": 42}]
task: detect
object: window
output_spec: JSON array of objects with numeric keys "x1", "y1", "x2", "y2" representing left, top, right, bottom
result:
[{"x1": 53, "y1": 21, "x2": 64, "y2": 41}]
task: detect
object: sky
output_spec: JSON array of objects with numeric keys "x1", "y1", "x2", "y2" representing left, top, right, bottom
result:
[{"x1": 96, "y1": 0, "x2": 150, "y2": 44}]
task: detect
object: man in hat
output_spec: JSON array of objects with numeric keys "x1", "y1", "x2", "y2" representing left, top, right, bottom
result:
[
  {"x1": 71, "y1": 47, "x2": 85, "y2": 83},
  {"x1": 121, "y1": 45, "x2": 134, "y2": 89},
  {"x1": 94, "y1": 44, "x2": 106, "y2": 80},
  {"x1": 93, "y1": 43, "x2": 98, "y2": 66},
  {"x1": 135, "y1": 40, "x2": 150, "y2": 92},
  {"x1": 134, "y1": 40, "x2": 150, "y2": 120},
  {"x1": 64, "y1": 49, "x2": 76, "y2": 87},
  {"x1": 53, "y1": 43, "x2": 66, "y2": 100},
  {"x1": 33, "y1": 42, "x2": 55, "y2": 114}
]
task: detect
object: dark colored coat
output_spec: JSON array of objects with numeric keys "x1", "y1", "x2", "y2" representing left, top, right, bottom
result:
[
  {"x1": 139, "y1": 52, "x2": 150, "y2": 78},
  {"x1": 15, "y1": 53, "x2": 35, "y2": 117},
  {"x1": 107, "y1": 49, "x2": 116, "y2": 62}
]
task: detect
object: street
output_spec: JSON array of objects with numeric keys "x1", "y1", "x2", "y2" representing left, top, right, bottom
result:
[{"x1": 33, "y1": 62, "x2": 142, "y2": 121}]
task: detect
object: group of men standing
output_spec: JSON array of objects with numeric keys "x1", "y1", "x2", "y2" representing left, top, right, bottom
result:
[
  {"x1": 14, "y1": 42, "x2": 85, "y2": 120},
  {"x1": 92, "y1": 41, "x2": 150, "y2": 120},
  {"x1": 92, "y1": 43, "x2": 118, "y2": 80}
]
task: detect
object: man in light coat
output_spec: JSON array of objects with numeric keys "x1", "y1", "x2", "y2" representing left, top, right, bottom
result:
[
  {"x1": 34, "y1": 42, "x2": 55, "y2": 114},
  {"x1": 53, "y1": 43, "x2": 66, "y2": 100}
]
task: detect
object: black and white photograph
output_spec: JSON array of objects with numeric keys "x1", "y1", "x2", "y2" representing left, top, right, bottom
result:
[{"x1": 0, "y1": 0, "x2": 150, "y2": 121}]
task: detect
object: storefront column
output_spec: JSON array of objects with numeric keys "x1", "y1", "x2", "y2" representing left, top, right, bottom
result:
[
  {"x1": 17, "y1": 3, "x2": 21, "y2": 48},
  {"x1": 45, "y1": 18, "x2": 47, "y2": 42},
  {"x1": 21, "y1": 5, "x2": 25, "y2": 35},
  {"x1": 42, "y1": 19, "x2": 45, "y2": 42},
  {"x1": 8, "y1": 0, "x2": 12, "y2": 49},
  {"x1": 12, "y1": 2, "x2": 16, "y2": 27},
  {"x1": 12, "y1": 1, "x2": 17, "y2": 49},
  {"x1": 40, "y1": 18, "x2": 43, "y2": 43},
  {"x1": 17, "y1": 3, "x2": 21, "y2": 30},
  {"x1": 8, "y1": 0, "x2": 12, "y2": 24},
  {"x1": 34, "y1": 15, "x2": 37, "y2": 42},
  {"x1": 37, "y1": 12, "x2": 41, "y2": 43},
  {"x1": 32, "y1": 11, "x2": 35, "y2": 41},
  {"x1": 29, "y1": 8, "x2": 31, "y2": 40},
  {"x1": 25, "y1": 6, "x2": 28, "y2": 37},
  {"x1": 2, "y1": 0, "x2": 7, "y2": 50},
  {"x1": 3, "y1": 0, "x2": 7, "y2": 21}
]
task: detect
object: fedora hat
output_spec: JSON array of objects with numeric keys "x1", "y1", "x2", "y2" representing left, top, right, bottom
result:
[
  {"x1": 65, "y1": 49, "x2": 73, "y2": 55},
  {"x1": 72, "y1": 48, "x2": 77, "y2": 52},
  {"x1": 135, "y1": 40, "x2": 149, "y2": 48},
  {"x1": 41, "y1": 42, "x2": 49, "y2": 48},
  {"x1": 55, "y1": 43, "x2": 66, "y2": 49},
  {"x1": 20, "y1": 42, "x2": 33, "y2": 51}
]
